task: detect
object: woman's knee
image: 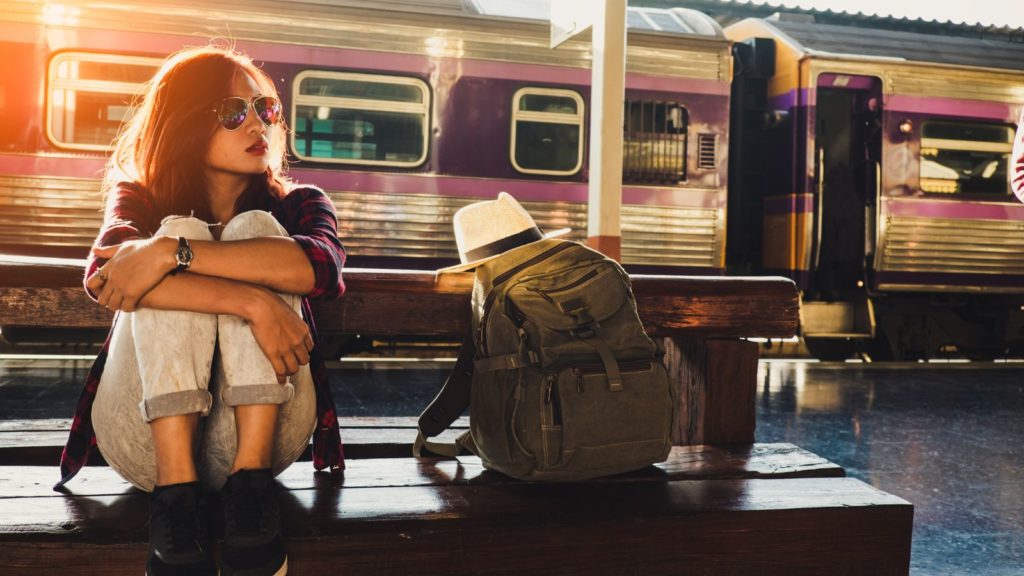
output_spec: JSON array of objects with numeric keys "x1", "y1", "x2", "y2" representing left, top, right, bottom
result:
[
  {"x1": 132, "y1": 306, "x2": 217, "y2": 335},
  {"x1": 221, "y1": 210, "x2": 286, "y2": 241},
  {"x1": 154, "y1": 215, "x2": 215, "y2": 241}
]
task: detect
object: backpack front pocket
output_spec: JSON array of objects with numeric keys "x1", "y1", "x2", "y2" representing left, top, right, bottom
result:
[{"x1": 551, "y1": 360, "x2": 673, "y2": 474}]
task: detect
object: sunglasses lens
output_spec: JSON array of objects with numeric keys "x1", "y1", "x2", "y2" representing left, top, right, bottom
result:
[
  {"x1": 217, "y1": 98, "x2": 248, "y2": 130},
  {"x1": 254, "y1": 96, "x2": 282, "y2": 126}
]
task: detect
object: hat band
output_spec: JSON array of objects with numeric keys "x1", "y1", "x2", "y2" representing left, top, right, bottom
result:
[{"x1": 463, "y1": 227, "x2": 543, "y2": 263}]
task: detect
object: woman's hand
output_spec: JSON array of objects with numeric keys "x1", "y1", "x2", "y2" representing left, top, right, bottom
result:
[
  {"x1": 245, "y1": 291, "x2": 314, "y2": 384},
  {"x1": 88, "y1": 237, "x2": 176, "y2": 312}
]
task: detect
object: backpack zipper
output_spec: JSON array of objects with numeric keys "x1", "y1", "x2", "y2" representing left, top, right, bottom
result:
[
  {"x1": 543, "y1": 372, "x2": 562, "y2": 425},
  {"x1": 492, "y1": 241, "x2": 576, "y2": 288},
  {"x1": 478, "y1": 241, "x2": 576, "y2": 353}
]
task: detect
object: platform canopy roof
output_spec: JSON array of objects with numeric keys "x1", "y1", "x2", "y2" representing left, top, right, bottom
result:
[{"x1": 467, "y1": 0, "x2": 725, "y2": 38}]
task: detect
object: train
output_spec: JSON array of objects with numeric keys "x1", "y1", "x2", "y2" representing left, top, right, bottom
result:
[{"x1": 2, "y1": 0, "x2": 1023, "y2": 360}]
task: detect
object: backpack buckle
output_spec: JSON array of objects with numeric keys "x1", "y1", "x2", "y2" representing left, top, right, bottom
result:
[{"x1": 561, "y1": 299, "x2": 599, "y2": 337}]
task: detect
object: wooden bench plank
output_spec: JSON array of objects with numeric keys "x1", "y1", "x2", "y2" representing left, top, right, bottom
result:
[
  {"x1": 0, "y1": 444, "x2": 843, "y2": 497},
  {"x1": 0, "y1": 259, "x2": 799, "y2": 447},
  {"x1": 0, "y1": 427, "x2": 469, "y2": 465},
  {"x1": 0, "y1": 476, "x2": 912, "y2": 575},
  {"x1": 0, "y1": 259, "x2": 799, "y2": 338},
  {"x1": 0, "y1": 406, "x2": 841, "y2": 473}
]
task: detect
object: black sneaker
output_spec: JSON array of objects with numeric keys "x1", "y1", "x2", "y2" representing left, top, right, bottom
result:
[
  {"x1": 220, "y1": 468, "x2": 288, "y2": 576},
  {"x1": 147, "y1": 481, "x2": 215, "y2": 576}
]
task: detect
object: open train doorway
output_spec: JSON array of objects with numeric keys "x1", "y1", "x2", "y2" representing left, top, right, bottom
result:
[{"x1": 802, "y1": 75, "x2": 882, "y2": 360}]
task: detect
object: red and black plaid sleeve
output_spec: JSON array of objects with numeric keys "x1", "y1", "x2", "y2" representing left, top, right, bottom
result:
[
  {"x1": 276, "y1": 186, "x2": 346, "y2": 300},
  {"x1": 54, "y1": 328, "x2": 113, "y2": 489},
  {"x1": 84, "y1": 183, "x2": 157, "y2": 301},
  {"x1": 276, "y1": 185, "x2": 347, "y2": 471},
  {"x1": 302, "y1": 300, "x2": 345, "y2": 472}
]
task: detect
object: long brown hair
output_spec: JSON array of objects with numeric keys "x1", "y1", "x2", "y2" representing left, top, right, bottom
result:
[{"x1": 103, "y1": 45, "x2": 289, "y2": 223}]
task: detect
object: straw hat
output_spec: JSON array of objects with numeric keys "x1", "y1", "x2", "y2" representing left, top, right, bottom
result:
[{"x1": 437, "y1": 192, "x2": 570, "y2": 273}]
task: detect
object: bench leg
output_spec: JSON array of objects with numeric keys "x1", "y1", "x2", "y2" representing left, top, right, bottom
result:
[{"x1": 663, "y1": 337, "x2": 758, "y2": 445}]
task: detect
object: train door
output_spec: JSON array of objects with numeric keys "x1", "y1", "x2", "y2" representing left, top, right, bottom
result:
[
  {"x1": 802, "y1": 75, "x2": 882, "y2": 359},
  {"x1": 813, "y1": 76, "x2": 882, "y2": 294}
]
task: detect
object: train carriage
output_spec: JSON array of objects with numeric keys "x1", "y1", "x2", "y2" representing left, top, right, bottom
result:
[
  {"x1": 4, "y1": 0, "x2": 1024, "y2": 360},
  {"x1": 0, "y1": 0, "x2": 732, "y2": 274},
  {"x1": 726, "y1": 16, "x2": 1024, "y2": 360}
]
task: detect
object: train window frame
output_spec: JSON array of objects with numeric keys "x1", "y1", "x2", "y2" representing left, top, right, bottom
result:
[
  {"x1": 918, "y1": 120, "x2": 1014, "y2": 198},
  {"x1": 45, "y1": 52, "x2": 161, "y2": 152},
  {"x1": 290, "y1": 71, "x2": 431, "y2": 168},
  {"x1": 509, "y1": 87, "x2": 585, "y2": 177}
]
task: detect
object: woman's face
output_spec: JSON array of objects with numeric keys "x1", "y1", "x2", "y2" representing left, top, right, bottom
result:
[{"x1": 204, "y1": 71, "x2": 275, "y2": 180}]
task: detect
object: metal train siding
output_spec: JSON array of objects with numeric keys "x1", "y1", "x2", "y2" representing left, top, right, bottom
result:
[
  {"x1": 0, "y1": 1, "x2": 730, "y2": 272},
  {"x1": 2, "y1": 1, "x2": 1024, "y2": 360}
]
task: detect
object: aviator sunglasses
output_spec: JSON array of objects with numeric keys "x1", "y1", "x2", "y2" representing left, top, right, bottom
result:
[{"x1": 212, "y1": 95, "x2": 282, "y2": 131}]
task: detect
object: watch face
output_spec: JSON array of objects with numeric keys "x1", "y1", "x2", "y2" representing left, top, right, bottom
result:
[{"x1": 176, "y1": 245, "x2": 193, "y2": 266}]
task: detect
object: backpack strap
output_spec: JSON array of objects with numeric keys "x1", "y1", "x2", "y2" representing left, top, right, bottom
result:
[
  {"x1": 414, "y1": 334, "x2": 476, "y2": 457},
  {"x1": 581, "y1": 336, "x2": 623, "y2": 392}
]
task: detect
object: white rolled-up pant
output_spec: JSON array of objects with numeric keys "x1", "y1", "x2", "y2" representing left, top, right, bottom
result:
[{"x1": 92, "y1": 211, "x2": 316, "y2": 491}]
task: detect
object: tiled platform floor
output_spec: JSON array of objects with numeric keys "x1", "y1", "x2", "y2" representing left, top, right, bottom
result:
[
  {"x1": 1, "y1": 358, "x2": 1022, "y2": 575},
  {"x1": 755, "y1": 361, "x2": 1024, "y2": 576}
]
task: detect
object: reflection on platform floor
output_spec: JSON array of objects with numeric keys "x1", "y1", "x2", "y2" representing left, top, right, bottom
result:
[
  {"x1": 757, "y1": 361, "x2": 1024, "y2": 576},
  {"x1": 0, "y1": 358, "x2": 1022, "y2": 574}
]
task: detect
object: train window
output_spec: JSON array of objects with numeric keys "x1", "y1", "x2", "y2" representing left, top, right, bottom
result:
[
  {"x1": 510, "y1": 88, "x2": 585, "y2": 176},
  {"x1": 623, "y1": 101, "x2": 688, "y2": 183},
  {"x1": 291, "y1": 71, "x2": 430, "y2": 167},
  {"x1": 46, "y1": 52, "x2": 161, "y2": 151},
  {"x1": 920, "y1": 121, "x2": 1014, "y2": 196}
]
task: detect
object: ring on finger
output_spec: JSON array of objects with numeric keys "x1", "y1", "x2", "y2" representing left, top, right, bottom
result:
[{"x1": 96, "y1": 270, "x2": 108, "y2": 282}]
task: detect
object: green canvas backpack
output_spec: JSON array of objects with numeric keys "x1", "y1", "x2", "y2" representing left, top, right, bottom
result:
[{"x1": 415, "y1": 237, "x2": 677, "y2": 481}]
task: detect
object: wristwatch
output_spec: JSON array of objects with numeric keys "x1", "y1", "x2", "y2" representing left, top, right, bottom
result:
[{"x1": 170, "y1": 236, "x2": 193, "y2": 275}]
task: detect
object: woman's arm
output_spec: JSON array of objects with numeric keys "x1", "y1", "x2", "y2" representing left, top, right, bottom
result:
[
  {"x1": 109, "y1": 235, "x2": 317, "y2": 296},
  {"x1": 93, "y1": 187, "x2": 346, "y2": 307},
  {"x1": 84, "y1": 183, "x2": 156, "y2": 301},
  {"x1": 186, "y1": 187, "x2": 345, "y2": 298},
  {"x1": 176, "y1": 236, "x2": 315, "y2": 295}
]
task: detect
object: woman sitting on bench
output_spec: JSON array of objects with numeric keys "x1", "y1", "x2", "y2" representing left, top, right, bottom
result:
[{"x1": 55, "y1": 45, "x2": 347, "y2": 576}]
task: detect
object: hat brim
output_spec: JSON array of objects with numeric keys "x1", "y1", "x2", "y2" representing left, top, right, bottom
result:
[{"x1": 436, "y1": 228, "x2": 572, "y2": 274}]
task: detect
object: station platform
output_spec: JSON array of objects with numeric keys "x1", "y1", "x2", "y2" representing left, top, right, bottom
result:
[{"x1": 0, "y1": 358, "x2": 1021, "y2": 574}]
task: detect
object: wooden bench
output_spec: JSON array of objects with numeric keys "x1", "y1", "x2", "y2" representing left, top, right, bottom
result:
[{"x1": 0, "y1": 256, "x2": 913, "y2": 575}]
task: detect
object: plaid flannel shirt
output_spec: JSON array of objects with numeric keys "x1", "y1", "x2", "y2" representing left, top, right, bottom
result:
[{"x1": 56, "y1": 183, "x2": 346, "y2": 489}]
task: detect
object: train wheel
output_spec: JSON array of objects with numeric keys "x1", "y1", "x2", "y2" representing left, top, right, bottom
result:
[{"x1": 804, "y1": 337, "x2": 856, "y2": 362}]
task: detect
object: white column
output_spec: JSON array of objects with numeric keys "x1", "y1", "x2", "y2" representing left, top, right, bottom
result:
[{"x1": 586, "y1": 0, "x2": 627, "y2": 261}]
